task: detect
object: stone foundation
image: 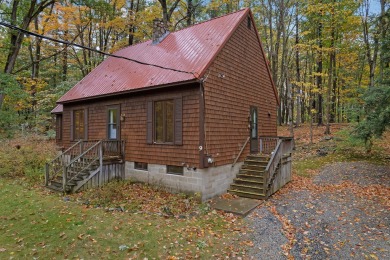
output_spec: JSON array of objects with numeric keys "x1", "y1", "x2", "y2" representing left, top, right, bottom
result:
[{"x1": 125, "y1": 162, "x2": 243, "y2": 201}]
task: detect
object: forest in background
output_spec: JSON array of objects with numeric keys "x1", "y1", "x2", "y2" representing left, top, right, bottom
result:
[{"x1": 0, "y1": 0, "x2": 389, "y2": 144}]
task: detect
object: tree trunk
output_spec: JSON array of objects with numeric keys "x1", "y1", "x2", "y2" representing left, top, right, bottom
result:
[
  {"x1": 378, "y1": 0, "x2": 388, "y2": 79},
  {"x1": 316, "y1": 20, "x2": 323, "y2": 126},
  {"x1": 158, "y1": 0, "x2": 181, "y2": 28},
  {"x1": 325, "y1": 3, "x2": 336, "y2": 135},
  {"x1": 187, "y1": 0, "x2": 194, "y2": 26},
  {"x1": 128, "y1": 0, "x2": 140, "y2": 46},
  {"x1": 362, "y1": 0, "x2": 379, "y2": 88},
  {"x1": 1, "y1": 0, "x2": 55, "y2": 109},
  {"x1": 295, "y1": 2, "x2": 301, "y2": 126}
]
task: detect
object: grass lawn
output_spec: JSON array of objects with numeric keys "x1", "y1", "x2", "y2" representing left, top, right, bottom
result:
[{"x1": 0, "y1": 179, "x2": 247, "y2": 259}]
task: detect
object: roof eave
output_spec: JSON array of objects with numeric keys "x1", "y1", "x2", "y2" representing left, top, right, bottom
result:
[
  {"x1": 248, "y1": 10, "x2": 280, "y2": 106},
  {"x1": 57, "y1": 78, "x2": 200, "y2": 104}
]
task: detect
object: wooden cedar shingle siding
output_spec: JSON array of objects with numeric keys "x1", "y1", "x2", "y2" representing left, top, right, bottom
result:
[
  {"x1": 61, "y1": 84, "x2": 200, "y2": 167},
  {"x1": 203, "y1": 15, "x2": 277, "y2": 166}
]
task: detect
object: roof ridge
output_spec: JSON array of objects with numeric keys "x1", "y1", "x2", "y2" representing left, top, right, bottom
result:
[
  {"x1": 114, "y1": 8, "x2": 249, "y2": 52},
  {"x1": 172, "y1": 8, "x2": 249, "y2": 34}
]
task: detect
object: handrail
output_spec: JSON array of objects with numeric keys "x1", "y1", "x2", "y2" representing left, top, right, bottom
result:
[
  {"x1": 63, "y1": 140, "x2": 102, "y2": 191},
  {"x1": 259, "y1": 136, "x2": 293, "y2": 140},
  {"x1": 232, "y1": 137, "x2": 250, "y2": 167},
  {"x1": 265, "y1": 139, "x2": 282, "y2": 174},
  {"x1": 50, "y1": 140, "x2": 82, "y2": 164},
  {"x1": 263, "y1": 137, "x2": 294, "y2": 196},
  {"x1": 46, "y1": 139, "x2": 125, "y2": 192},
  {"x1": 66, "y1": 140, "x2": 102, "y2": 167},
  {"x1": 263, "y1": 139, "x2": 283, "y2": 196},
  {"x1": 45, "y1": 140, "x2": 83, "y2": 185}
]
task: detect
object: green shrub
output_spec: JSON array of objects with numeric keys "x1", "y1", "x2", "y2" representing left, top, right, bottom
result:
[
  {"x1": 0, "y1": 135, "x2": 57, "y2": 183},
  {"x1": 353, "y1": 85, "x2": 390, "y2": 152}
]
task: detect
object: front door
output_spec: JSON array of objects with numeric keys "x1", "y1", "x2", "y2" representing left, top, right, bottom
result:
[{"x1": 250, "y1": 106, "x2": 258, "y2": 153}]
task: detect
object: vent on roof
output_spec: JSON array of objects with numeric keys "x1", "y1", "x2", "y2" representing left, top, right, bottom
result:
[{"x1": 152, "y1": 19, "x2": 170, "y2": 44}]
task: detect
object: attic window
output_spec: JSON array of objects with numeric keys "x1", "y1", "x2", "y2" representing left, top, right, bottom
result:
[{"x1": 247, "y1": 16, "x2": 251, "y2": 30}]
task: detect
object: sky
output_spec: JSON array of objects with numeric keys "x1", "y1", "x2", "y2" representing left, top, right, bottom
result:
[{"x1": 369, "y1": 0, "x2": 385, "y2": 14}]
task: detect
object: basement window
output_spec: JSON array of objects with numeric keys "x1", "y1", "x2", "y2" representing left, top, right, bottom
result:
[
  {"x1": 167, "y1": 165, "x2": 183, "y2": 175},
  {"x1": 135, "y1": 162, "x2": 148, "y2": 171}
]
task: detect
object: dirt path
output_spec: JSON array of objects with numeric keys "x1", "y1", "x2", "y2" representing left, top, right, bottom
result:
[{"x1": 246, "y1": 161, "x2": 390, "y2": 259}]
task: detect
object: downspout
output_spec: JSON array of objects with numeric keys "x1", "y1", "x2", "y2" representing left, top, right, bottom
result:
[
  {"x1": 199, "y1": 71, "x2": 210, "y2": 169},
  {"x1": 199, "y1": 80, "x2": 206, "y2": 169}
]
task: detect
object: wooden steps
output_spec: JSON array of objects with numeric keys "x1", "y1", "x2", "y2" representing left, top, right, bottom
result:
[
  {"x1": 228, "y1": 154, "x2": 270, "y2": 200},
  {"x1": 45, "y1": 140, "x2": 125, "y2": 194}
]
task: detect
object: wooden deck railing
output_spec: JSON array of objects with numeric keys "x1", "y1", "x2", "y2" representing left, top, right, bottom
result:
[
  {"x1": 259, "y1": 136, "x2": 279, "y2": 154},
  {"x1": 63, "y1": 140, "x2": 102, "y2": 191},
  {"x1": 45, "y1": 140, "x2": 82, "y2": 186},
  {"x1": 260, "y1": 136, "x2": 293, "y2": 196},
  {"x1": 45, "y1": 140, "x2": 125, "y2": 191}
]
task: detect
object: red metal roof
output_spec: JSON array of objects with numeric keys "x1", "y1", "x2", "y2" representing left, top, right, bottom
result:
[
  {"x1": 58, "y1": 9, "x2": 250, "y2": 103},
  {"x1": 51, "y1": 104, "x2": 63, "y2": 114}
]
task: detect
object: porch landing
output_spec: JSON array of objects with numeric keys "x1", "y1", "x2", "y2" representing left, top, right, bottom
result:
[{"x1": 210, "y1": 196, "x2": 262, "y2": 217}]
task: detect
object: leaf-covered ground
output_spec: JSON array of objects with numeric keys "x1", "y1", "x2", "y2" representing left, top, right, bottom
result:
[
  {"x1": 1, "y1": 124, "x2": 389, "y2": 259},
  {"x1": 246, "y1": 124, "x2": 390, "y2": 259}
]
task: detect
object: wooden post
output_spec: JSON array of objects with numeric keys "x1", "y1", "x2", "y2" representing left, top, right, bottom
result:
[
  {"x1": 63, "y1": 166, "x2": 67, "y2": 192},
  {"x1": 80, "y1": 141, "x2": 84, "y2": 154},
  {"x1": 260, "y1": 138, "x2": 263, "y2": 154},
  {"x1": 45, "y1": 163, "x2": 49, "y2": 186},
  {"x1": 99, "y1": 141, "x2": 103, "y2": 174},
  {"x1": 121, "y1": 140, "x2": 125, "y2": 180}
]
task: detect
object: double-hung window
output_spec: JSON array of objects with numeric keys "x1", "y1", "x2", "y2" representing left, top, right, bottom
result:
[
  {"x1": 147, "y1": 97, "x2": 182, "y2": 145},
  {"x1": 107, "y1": 106, "x2": 120, "y2": 140},
  {"x1": 154, "y1": 100, "x2": 174, "y2": 143}
]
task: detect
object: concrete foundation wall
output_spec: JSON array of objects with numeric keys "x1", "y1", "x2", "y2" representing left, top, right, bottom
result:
[{"x1": 125, "y1": 161, "x2": 243, "y2": 201}]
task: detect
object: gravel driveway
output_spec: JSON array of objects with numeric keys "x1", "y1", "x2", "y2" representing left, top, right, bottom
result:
[{"x1": 246, "y1": 162, "x2": 390, "y2": 259}]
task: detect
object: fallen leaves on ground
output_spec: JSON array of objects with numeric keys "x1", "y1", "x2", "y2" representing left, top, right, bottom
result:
[{"x1": 269, "y1": 205, "x2": 296, "y2": 259}]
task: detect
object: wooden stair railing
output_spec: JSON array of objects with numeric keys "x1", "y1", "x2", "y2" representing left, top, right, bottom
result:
[
  {"x1": 232, "y1": 137, "x2": 250, "y2": 167},
  {"x1": 46, "y1": 140, "x2": 125, "y2": 193},
  {"x1": 228, "y1": 137, "x2": 293, "y2": 200},
  {"x1": 263, "y1": 137, "x2": 293, "y2": 197},
  {"x1": 63, "y1": 140, "x2": 102, "y2": 192},
  {"x1": 264, "y1": 139, "x2": 283, "y2": 196},
  {"x1": 45, "y1": 140, "x2": 82, "y2": 186}
]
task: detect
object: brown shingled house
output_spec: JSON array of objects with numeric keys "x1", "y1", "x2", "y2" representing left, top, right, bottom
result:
[{"x1": 46, "y1": 8, "x2": 293, "y2": 200}]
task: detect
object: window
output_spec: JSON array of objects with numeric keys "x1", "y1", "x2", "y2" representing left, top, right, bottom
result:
[
  {"x1": 73, "y1": 109, "x2": 85, "y2": 140},
  {"x1": 56, "y1": 115, "x2": 62, "y2": 140},
  {"x1": 155, "y1": 100, "x2": 174, "y2": 143},
  {"x1": 135, "y1": 162, "x2": 148, "y2": 171},
  {"x1": 247, "y1": 16, "x2": 252, "y2": 30},
  {"x1": 107, "y1": 107, "x2": 119, "y2": 140},
  {"x1": 251, "y1": 107, "x2": 258, "y2": 139},
  {"x1": 147, "y1": 97, "x2": 182, "y2": 145},
  {"x1": 167, "y1": 165, "x2": 183, "y2": 175}
]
